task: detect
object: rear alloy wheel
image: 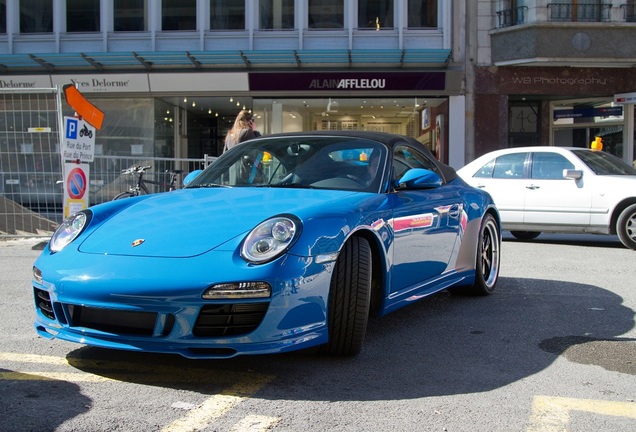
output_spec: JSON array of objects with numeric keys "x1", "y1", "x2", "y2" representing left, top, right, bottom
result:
[
  {"x1": 470, "y1": 213, "x2": 501, "y2": 295},
  {"x1": 510, "y1": 231, "x2": 541, "y2": 240},
  {"x1": 617, "y1": 203, "x2": 636, "y2": 250},
  {"x1": 322, "y1": 236, "x2": 372, "y2": 356}
]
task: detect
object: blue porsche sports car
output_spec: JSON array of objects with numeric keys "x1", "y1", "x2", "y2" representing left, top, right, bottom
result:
[{"x1": 32, "y1": 131, "x2": 501, "y2": 358}]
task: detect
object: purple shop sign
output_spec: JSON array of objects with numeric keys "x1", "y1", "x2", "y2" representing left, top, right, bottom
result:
[{"x1": 249, "y1": 72, "x2": 446, "y2": 92}]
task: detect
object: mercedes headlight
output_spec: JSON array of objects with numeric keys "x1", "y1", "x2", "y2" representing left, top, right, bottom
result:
[
  {"x1": 49, "y1": 211, "x2": 91, "y2": 253},
  {"x1": 241, "y1": 216, "x2": 301, "y2": 264}
]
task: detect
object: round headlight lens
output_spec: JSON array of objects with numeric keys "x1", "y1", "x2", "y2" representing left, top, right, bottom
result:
[
  {"x1": 49, "y1": 211, "x2": 90, "y2": 253},
  {"x1": 241, "y1": 216, "x2": 300, "y2": 264}
]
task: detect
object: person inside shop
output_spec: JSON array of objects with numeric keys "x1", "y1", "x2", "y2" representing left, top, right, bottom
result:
[{"x1": 223, "y1": 109, "x2": 261, "y2": 153}]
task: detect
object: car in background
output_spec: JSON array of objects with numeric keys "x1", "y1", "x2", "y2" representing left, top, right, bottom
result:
[
  {"x1": 457, "y1": 146, "x2": 636, "y2": 250},
  {"x1": 32, "y1": 131, "x2": 501, "y2": 358}
]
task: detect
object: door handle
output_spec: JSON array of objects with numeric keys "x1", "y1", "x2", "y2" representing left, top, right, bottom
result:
[
  {"x1": 449, "y1": 204, "x2": 461, "y2": 218},
  {"x1": 526, "y1": 184, "x2": 540, "y2": 190}
]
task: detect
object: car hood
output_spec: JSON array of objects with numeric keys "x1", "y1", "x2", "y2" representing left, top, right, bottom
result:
[{"x1": 78, "y1": 187, "x2": 359, "y2": 257}]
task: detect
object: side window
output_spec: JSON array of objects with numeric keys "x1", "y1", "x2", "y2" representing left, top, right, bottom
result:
[
  {"x1": 492, "y1": 153, "x2": 527, "y2": 179},
  {"x1": 531, "y1": 152, "x2": 574, "y2": 179},
  {"x1": 393, "y1": 144, "x2": 442, "y2": 181},
  {"x1": 474, "y1": 159, "x2": 495, "y2": 178}
]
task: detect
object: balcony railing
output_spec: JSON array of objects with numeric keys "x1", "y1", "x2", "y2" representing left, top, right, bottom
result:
[
  {"x1": 547, "y1": 3, "x2": 612, "y2": 22},
  {"x1": 621, "y1": 4, "x2": 636, "y2": 22},
  {"x1": 496, "y1": 6, "x2": 528, "y2": 28}
]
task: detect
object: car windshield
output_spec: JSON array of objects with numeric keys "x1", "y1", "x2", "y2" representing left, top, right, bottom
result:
[
  {"x1": 572, "y1": 149, "x2": 636, "y2": 175},
  {"x1": 186, "y1": 136, "x2": 388, "y2": 192}
]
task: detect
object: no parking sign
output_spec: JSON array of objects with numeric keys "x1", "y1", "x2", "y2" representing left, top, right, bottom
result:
[{"x1": 63, "y1": 163, "x2": 90, "y2": 218}]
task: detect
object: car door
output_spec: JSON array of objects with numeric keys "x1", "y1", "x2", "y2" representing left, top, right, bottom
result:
[
  {"x1": 466, "y1": 152, "x2": 528, "y2": 224},
  {"x1": 389, "y1": 144, "x2": 464, "y2": 296},
  {"x1": 523, "y1": 151, "x2": 592, "y2": 226}
]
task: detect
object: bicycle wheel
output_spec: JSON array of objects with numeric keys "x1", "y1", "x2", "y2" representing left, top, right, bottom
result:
[{"x1": 113, "y1": 191, "x2": 136, "y2": 200}]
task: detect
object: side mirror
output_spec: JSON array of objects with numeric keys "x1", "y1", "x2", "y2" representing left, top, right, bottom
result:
[
  {"x1": 563, "y1": 169, "x2": 582, "y2": 180},
  {"x1": 183, "y1": 170, "x2": 203, "y2": 186},
  {"x1": 395, "y1": 168, "x2": 442, "y2": 189}
]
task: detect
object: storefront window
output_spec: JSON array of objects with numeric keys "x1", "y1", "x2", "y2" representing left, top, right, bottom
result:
[
  {"x1": 308, "y1": 0, "x2": 344, "y2": 29},
  {"x1": 259, "y1": 0, "x2": 294, "y2": 30},
  {"x1": 67, "y1": 0, "x2": 100, "y2": 32},
  {"x1": 114, "y1": 0, "x2": 147, "y2": 31},
  {"x1": 407, "y1": 0, "x2": 437, "y2": 28},
  {"x1": 162, "y1": 0, "x2": 196, "y2": 31},
  {"x1": 20, "y1": 0, "x2": 53, "y2": 33},
  {"x1": 210, "y1": 0, "x2": 245, "y2": 30},
  {"x1": 358, "y1": 0, "x2": 393, "y2": 29},
  {"x1": 252, "y1": 97, "x2": 446, "y2": 155},
  {"x1": 552, "y1": 99, "x2": 625, "y2": 158}
]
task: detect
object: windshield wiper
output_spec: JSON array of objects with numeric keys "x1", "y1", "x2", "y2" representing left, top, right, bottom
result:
[
  {"x1": 267, "y1": 183, "x2": 315, "y2": 189},
  {"x1": 188, "y1": 183, "x2": 232, "y2": 188}
]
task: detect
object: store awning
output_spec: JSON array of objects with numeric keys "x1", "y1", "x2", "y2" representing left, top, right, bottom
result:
[{"x1": 0, "y1": 49, "x2": 452, "y2": 73}]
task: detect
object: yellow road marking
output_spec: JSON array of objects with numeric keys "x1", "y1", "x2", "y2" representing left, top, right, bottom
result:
[
  {"x1": 0, "y1": 371, "x2": 113, "y2": 382},
  {"x1": 0, "y1": 352, "x2": 68, "y2": 365},
  {"x1": 528, "y1": 396, "x2": 636, "y2": 432},
  {"x1": 161, "y1": 375, "x2": 275, "y2": 432},
  {"x1": 1, "y1": 351, "x2": 277, "y2": 431},
  {"x1": 0, "y1": 351, "x2": 273, "y2": 385},
  {"x1": 230, "y1": 415, "x2": 281, "y2": 432}
]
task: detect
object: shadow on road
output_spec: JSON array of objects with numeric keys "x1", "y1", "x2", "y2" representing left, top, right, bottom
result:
[
  {"x1": 0, "y1": 370, "x2": 91, "y2": 431},
  {"x1": 503, "y1": 232, "x2": 625, "y2": 249},
  {"x1": 65, "y1": 276, "x2": 635, "y2": 401}
]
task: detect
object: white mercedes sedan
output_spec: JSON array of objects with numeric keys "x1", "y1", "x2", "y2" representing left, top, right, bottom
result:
[{"x1": 457, "y1": 146, "x2": 636, "y2": 250}]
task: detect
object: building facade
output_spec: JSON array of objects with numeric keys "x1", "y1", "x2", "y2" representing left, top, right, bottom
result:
[
  {"x1": 0, "y1": 0, "x2": 467, "y2": 175},
  {"x1": 468, "y1": 0, "x2": 636, "y2": 166}
]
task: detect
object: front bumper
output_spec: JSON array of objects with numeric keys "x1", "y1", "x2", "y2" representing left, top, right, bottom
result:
[{"x1": 33, "y1": 249, "x2": 335, "y2": 358}]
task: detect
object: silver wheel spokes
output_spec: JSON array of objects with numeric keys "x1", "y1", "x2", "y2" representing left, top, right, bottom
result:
[
  {"x1": 628, "y1": 213, "x2": 636, "y2": 241},
  {"x1": 481, "y1": 221, "x2": 500, "y2": 287}
]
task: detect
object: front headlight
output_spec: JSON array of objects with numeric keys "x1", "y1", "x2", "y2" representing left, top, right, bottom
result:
[
  {"x1": 241, "y1": 215, "x2": 301, "y2": 264},
  {"x1": 49, "y1": 211, "x2": 91, "y2": 253}
]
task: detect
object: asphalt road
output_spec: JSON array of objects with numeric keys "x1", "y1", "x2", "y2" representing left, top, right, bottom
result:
[{"x1": 1, "y1": 233, "x2": 635, "y2": 432}]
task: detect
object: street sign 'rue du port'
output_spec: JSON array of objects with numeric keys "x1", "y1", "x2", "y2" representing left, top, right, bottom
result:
[{"x1": 63, "y1": 116, "x2": 96, "y2": 163}]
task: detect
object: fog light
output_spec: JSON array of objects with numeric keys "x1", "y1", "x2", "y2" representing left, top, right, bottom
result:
[
  {"x1": 33, "y1": 266, "x2": 43, "y2": 284},
  {"x1": 202, "y1": 282, "x2": 271, "y2": 299}
]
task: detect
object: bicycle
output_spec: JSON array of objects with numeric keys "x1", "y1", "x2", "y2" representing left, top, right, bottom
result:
[{"x1": 113, "y1": 165, "x2": 183, "y2": 200}]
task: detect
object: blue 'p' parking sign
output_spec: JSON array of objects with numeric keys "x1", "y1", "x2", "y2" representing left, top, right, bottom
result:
[{"x1": 65, "y1": 117, "x2": 78, "y2": 139}]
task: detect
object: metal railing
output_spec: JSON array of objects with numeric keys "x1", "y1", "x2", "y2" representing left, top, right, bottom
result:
[
  {"x1": 1, "y1": 154, "x2": 216, "y2": 238},
  {"x1": 496, "y1": 6, "x2": 528, "y2": 28},
  {"x1": 621, "y1": 3, "x2": 636, "y2": 21},
  {"x1": 547, "y1": 3, "x2": 613, "y2": 22}
]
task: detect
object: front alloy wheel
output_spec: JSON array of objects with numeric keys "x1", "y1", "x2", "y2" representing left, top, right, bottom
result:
[{"x1": 472, "y1": 213, "x2": 501, "y2": 295}]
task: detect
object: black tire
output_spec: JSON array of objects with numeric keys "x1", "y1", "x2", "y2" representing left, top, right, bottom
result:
[
  {"x1": 113, "y1": 191, "x2": 135, "y2": 200},
  {"x1": 617, "y1": 203, "x2": 636, "y2": 250},
  {"x1": 321, "y1": 236, "x2": 372, "y2": 356},
  {"x1": 466, "y1": 213, "x2": 501, "y2": 296},
  {"x1": 510, "y1": 230, "x2": 541, "y2": 240}
]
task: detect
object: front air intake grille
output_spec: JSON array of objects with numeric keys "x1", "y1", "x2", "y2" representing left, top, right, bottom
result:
[
  {"x1": 193, "y1": 302, "x2": 269, "y2": 337},
  {"x1": 68, "y1": 305, "x2": 157, "y2": 336},
  {"x1": 34, "y1": 288, "x2": 55, "y2": 320}
]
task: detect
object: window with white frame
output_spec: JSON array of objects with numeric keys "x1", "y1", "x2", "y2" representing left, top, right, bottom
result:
[
  {"x1": 114, "y1": 0, "x2": 147, "y2": 31},
  {"x1": 20, "y1": 0, "x2": 53, "y2": 33},
  {"x1": 259, "y1": 0, "x2": 294, "y2": 30},
  {"x1": 308, "y1": 0, "x2": 344, "y2": 29},
  {"x1": 162, "y1": 0, "x2": 196, "y2": 30},
  {"x1": 407, "y1": 0, "x2": 437, "y2": 28},
  {"x1": 67, "y1": 0, "x2": 100, "y2": 32},
  {"x1": 0, "y1": 0, "x2": 6, "y2": 34},
  {"x1": 210, "y1": 0, "x2": 245, "y2": 29},
  {"x1": 358, "y1": 0, "x2": 393, "y2": 30}
]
